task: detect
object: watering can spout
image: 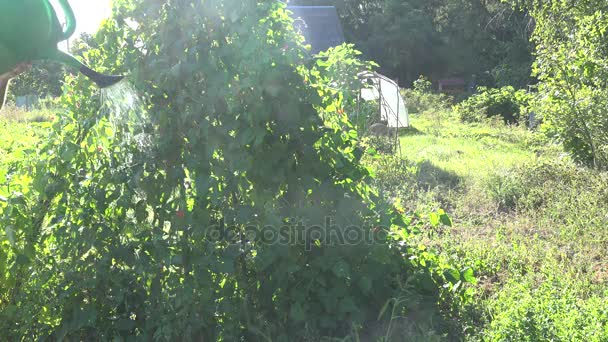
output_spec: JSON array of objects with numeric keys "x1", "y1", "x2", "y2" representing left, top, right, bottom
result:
[
  {"x1": 79, "y1": 66, "x2": 125, "y2": 88},
  {"x1": 0, "y1": 0, "x2": 125, "y2": 112},
  {"x1": 49, "y1": 49, "x2": 124, "y2": 88}
]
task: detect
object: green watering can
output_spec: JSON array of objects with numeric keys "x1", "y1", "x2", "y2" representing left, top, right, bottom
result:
[{"x1": 0, "y1": 0, "x2": 124, "y2": 110}]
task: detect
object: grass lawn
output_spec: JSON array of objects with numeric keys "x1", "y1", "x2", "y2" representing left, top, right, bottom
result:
[
  {"x1": 369, "y1": 111, "x2": 608, "y2": 340},
  {"x1": 0, "y1": 106, "x2": 52, "y2": 199}
]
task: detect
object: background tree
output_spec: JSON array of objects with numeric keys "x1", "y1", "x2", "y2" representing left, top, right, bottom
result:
[
  {"x1": 288, "y1": 0, "x2": 534, "y2": 87},
  {"x1": 520, "y1": 0, "x2": 608, "y2": 169},
  {"x1": 69, "y1": 32, "x2": 99, "y2": 59},
  {"x1": 8, "y1": 62, "x2": 65, "y2": 98}
]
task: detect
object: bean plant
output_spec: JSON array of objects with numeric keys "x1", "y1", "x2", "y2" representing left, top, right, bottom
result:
[{"x1": 0, "y1": 0, "x2": 471, "y2": 340}]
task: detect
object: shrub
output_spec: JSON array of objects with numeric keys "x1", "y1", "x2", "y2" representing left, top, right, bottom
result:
[
  {"x1": 413, "y1": 75, "x2": 432, "y2": 93},
  {"x1": 365, "y1": 154, "x2": 418, "y2": 193},
  {"x1": 483, "y1": 278, "x2": 608, "y2": 341},
  {"x1": 361, "y1": 135, "x2": 398, "y2": 155},
  {"x1": 524, "y1": 1, "x2": 608, "y2": 170},
  {"x1": 454, "y1": 86, "x2": 531, "y2": 124},
  {"x1": 402, "y1": 76, "x2": 452, "y2": 114},
  {"x1": 315, "y1": 44, "x2": 379, "y2": 133},
  {"x1": 486, "y1": 159, "x2": 608, "y2": 220}
]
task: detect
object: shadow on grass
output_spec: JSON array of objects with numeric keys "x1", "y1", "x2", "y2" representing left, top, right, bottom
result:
[
  {"x1": 416, "y1": 160, "x2": 462, "y2": 190},
  {"x1": 399, "y1": 125, "x2": 424, "y2": 136},
  {"x1": 358, "y1": 294, "x2": 465, "y2": 342}
]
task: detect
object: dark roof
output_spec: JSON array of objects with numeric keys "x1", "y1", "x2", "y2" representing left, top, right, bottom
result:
[{"x1": 287, "y1": 6, "x2": 345, "y2": 54}]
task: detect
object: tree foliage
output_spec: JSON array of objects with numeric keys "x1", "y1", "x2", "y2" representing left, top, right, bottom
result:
[
  {"x1": 290, "y1": 0, "x2": 535, "y2": 87},
  {"x1": 8, "y1": 61, "x2": 65, "y2": 98},
  {"x1": 454, "y1": 86, "x2": 531, "y2": 124},
  {"x1": 522, "y1": 0, "x2": 608, "y2": 169},
  {"x1": 69, "y1": 32, "x2": 100, "y2": 59}
]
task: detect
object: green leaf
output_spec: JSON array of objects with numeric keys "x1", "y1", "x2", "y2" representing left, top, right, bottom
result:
[
  {"x1": 331, "y1": 260, "x2": 350, "y2": 278},
  {"x1": 4, "y1": 225, "x2": 15, "y2": 247},
  {"x1": 338, "y1": 297, "x2": 357, "y2": 313},
  {"x1": 443, "y1": 267, "x2": 460, "y2": 283},
  {"x1": 15, "y1": 254, "x2": 30, "y2": 266},
  {"x1": 429, "y1": 212, "x2": 440, "y2": 227},
  {"x1": 358, "y1": 276, "x2": 372, "y2": 292},
  {"x1": 290, "y1": 302, "x2": 306, "y2": 321},
  {"x1": 135, "y1": 200, "x2": 148, "y2": 223},
  {"x1": 438, "y1": 209, "x2": 452, "y2": 227},
  {"x1": 461, "y1": 267, "x2": 477, "y2": 284},
  {"x1": 59, "y1": 142, "x2": 79, "y2": 162}
]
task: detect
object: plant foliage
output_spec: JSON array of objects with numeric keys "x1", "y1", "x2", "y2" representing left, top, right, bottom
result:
[
  {"x1": 521, "y1": 0, "x2": 608, "y2": 169},
  {"x1": 454, "y1": 86, "x2": 531, "y2": 124},
  {"x1": 0, "y1": 1, "x2": 469, "y2": 340},
  {"x1": 402, "y1": 75, "x2": 452, "y2": 114}
]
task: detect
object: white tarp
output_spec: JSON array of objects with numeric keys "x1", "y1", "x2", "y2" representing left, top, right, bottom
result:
[{"x1": 359, "y1": 72, "x2": 409, "y2": 128}]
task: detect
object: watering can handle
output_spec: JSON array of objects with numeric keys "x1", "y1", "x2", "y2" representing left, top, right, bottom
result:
[{"x1": 56, "y1": 0, "x2": 76, "y2": 41}]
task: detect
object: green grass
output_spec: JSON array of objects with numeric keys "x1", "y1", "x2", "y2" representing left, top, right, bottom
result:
[
  {"x1": 3, "y1": 104, "x2": 607, "y2": 340},
  {"x1": 367, "y1": 110, "x2": 608, "y2": 340},
  {"x1": 0, "y1": 104, "x2": 55, "y2": 123},
  {"x1": 0, "y1": 107, "x2": 52, "y2": 197},
  {"x1": 400, "y1": 113, "x2": 544, "y2": 179}
]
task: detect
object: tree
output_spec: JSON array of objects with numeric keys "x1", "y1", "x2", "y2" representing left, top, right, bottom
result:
[
  {"x1": 522, "y1": 0, "x2": 608, "y2": 169},
  {"x1": 289, "y1": 0, "x2": 534, "y2": 87},
  {"x1": 8, "y1": 61, "x2": 65, "y2": 98},
  {"x1": 69, "y1": 32, "x2": 99, "y2": 59}
]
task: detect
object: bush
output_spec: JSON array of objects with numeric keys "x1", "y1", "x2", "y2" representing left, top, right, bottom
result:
[
  {"x1": 529, "y1": 1, "x2": 608, "y2": 170},
  {"x1": 316, "y1": 44, "x2": 376, "y2": 114},
  {"x1": 483, "y1": 278, "x2": 608, "y2": 341},
  {"x1": 365, "y1": 154, "x2": 418, "y2": 193},
  {"x1": 486, "y1": 160, "x2": 608, "y2": 220},
  {"x1": 402, "y1": 76, "x2": 452, "y2": 114},
  {"x1": 315, "y1": 44, "x2": 380, "y2": 134},
  {"x1": 361, "y1": 135, "x2": 398, "y2": 155},
  {"x1": 454, "y1": 86, "x2": 531, "y2": 124}
]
